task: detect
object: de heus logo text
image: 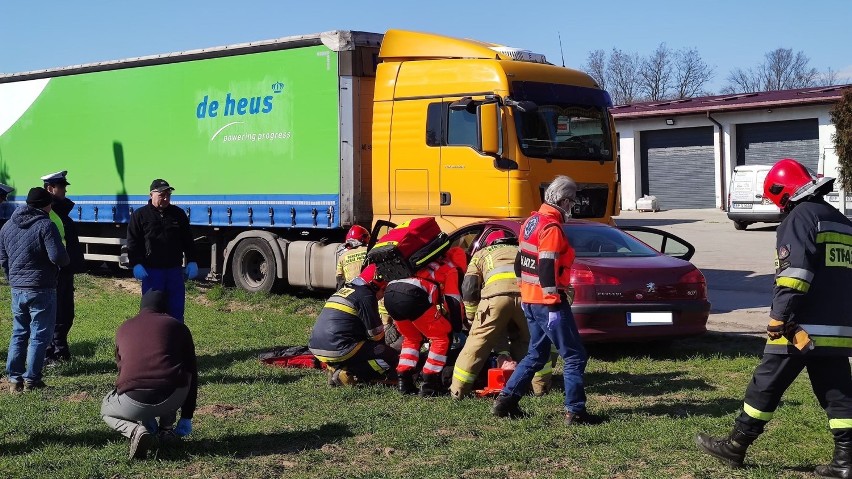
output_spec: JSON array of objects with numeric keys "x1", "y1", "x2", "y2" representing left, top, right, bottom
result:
[{"x1": 196, "y1": 82, "x2": 283, "y2": 119}]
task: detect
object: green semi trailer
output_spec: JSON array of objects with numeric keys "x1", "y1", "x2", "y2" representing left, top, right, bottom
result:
[{"x1": 0, "y1": 31, "x2": 383, "y2": 292}]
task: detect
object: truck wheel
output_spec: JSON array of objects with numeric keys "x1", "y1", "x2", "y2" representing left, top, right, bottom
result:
[
  {"x1": 733, "y1": 221, "x2": 749, "y2": 231},
  {"x1": 232, "y1": 238, "x2": 279, "y2": 293}
]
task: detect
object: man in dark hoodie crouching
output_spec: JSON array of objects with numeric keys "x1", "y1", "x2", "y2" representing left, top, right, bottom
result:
[
  {"x1": 101, "y1": 290, "x2": 198, "y2": 460},
  {"x1": 0, "y1": 187, "x2": 69, "y2": 392}
]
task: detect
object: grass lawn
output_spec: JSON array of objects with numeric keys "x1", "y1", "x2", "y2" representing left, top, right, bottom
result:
[{"x1": 0, "y1": 273, "x2": 838, "y2": 478}]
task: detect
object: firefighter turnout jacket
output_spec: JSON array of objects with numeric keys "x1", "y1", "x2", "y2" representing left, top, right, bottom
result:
[
  {"x1": 336, "y1": 245, "x2": 367, "y2": 287},
  {"x1": 517, "y1": 204, "x2": 574, "y2": 306},
  {"x1": 766, "y1": 198, "x2": 852, "y2": 355},
  {"x1": 462, "y1": 243, "x2": 520, "y2": 319},
  {"x1": 308, "y1": 283, "x2": 385, "y2": 363}
]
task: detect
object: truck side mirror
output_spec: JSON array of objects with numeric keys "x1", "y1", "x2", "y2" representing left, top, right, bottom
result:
[{"x1": 478, "y1": 102, "x2": 500, "y2": 155}]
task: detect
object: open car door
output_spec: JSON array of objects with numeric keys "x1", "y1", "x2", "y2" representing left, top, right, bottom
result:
[{"x1": 618, "y1": 226, "x2": 695, "y2": 261}]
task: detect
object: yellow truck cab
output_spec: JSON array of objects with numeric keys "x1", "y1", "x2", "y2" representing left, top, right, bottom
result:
[{"x1": 371, "y1": 30, "x2": 620, "y2": 231}]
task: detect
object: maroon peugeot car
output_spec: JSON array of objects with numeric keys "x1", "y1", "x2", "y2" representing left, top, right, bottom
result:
[{"x1": 444, "y1": 219, "x2": 710, "y2": 343}]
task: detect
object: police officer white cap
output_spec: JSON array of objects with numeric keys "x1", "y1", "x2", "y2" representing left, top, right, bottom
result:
[{"x1": 41, "y1": 170, "x2": 70, "y2": 186}]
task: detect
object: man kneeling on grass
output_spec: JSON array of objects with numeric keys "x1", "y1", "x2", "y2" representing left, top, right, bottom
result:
[{"x1": 101, "y1": 290, "x2": 198, "y2": 460}]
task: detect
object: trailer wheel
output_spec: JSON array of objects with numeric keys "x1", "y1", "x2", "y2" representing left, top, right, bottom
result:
[{"x1": 232, "y1": 238, "x2": 279, "y2": 293}]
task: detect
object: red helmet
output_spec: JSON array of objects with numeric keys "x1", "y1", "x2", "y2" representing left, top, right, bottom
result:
[
  {"x1": 484, "y1": 230, "x2": 508, "y2": 246},
  {"x1": 345, "y1": 225, "x2": 370, "y2": 246},
  {"x1": 763, "y1": 158, "x2": 834, "y2": 210}
]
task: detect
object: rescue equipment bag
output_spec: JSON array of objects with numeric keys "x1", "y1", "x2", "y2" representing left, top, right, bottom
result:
[
  {"x1": 367, "y1": 217, "x2": 450, "y2": 280},
  {"x1": 258, "y1": 345, "x2": 323, "y2": 369}
]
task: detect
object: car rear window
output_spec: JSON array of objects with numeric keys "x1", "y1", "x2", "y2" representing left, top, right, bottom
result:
[{"x1": 563, "y1": 225, "x2": 658, "y2": 257}]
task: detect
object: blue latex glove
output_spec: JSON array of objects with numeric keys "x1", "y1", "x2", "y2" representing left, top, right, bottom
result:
[
  {"x1": 174, "y1": 418, "x2": 192, "y2": 437},
  {"x1": 141, "y1": 417, "x2": 158, "y2": 434},
  {"x1": 185, "y1": 262, "x2": 199, "y2": 280},
  {"x1": 547, "y1": 310, "x2": 561, "y2": 330},
  {"x1": 133, "y1": 264, "x2": 149, "y2": 280}
]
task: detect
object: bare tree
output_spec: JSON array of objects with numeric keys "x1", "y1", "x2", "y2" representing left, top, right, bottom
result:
[
  {"x1": 819, "y1": 68, "x2": 851, "y2": 87},
  {"x1": 725, "y1": 48, "x2": 819, "y2": 93},
  {"x1": 638, "y1": 43, "x2": 673, "y2": 101},
  {"x1": 583, "y1": 49, "x2": 607, "y2": 91},
  {"x1": 673, "y1": 47, "x2": 714, "y2": 98},
  {"x1": 607, "y1": 48, "x2": 641, "y2": 105}
]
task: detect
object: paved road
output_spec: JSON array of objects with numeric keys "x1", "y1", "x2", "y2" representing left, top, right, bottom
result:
[{"x1": 614, "y1": 208, "x2": 777, "y2": 336}]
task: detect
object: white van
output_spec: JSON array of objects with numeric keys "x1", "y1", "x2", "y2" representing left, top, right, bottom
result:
[
  {"x1": 727, "y1": 165, "x2": 787, "y2": 230},
  {"x1": 819, "y1": 147, "x2": 850, "y2": 214}
]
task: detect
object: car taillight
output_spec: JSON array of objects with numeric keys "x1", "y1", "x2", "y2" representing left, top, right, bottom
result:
[
  {"x1": 569, "y1": 266, "x2": 620, "y2": 285},
  {"x1": 678, "y1": 268, "x2": 707, "y2": 300}
]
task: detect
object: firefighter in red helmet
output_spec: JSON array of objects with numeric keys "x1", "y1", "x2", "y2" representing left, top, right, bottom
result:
[
  {"x1": 336, "y1": 225, "x2": 371, "y2": 289},
  {"x1": 309, "y1": 264, "x2": 396, "y2": 387},
  {"x1": 697, "y1": 159, "x2": 852, "y2": 477}
]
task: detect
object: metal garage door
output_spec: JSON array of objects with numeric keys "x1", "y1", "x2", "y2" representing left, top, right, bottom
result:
[
  {"x1": 640, "y1": 127, "x2": 715, "y2": 209},
  {"x1": 736, "y1": 119, "x2": 819, "y2": 171}
]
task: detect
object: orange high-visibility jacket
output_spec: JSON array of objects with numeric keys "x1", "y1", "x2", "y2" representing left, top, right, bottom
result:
[{"x1": 517, "y1": 204, "x2": 575, "y2": 305}]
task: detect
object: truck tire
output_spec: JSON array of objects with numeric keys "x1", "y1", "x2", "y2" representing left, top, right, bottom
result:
[
  {"x1": 231, "y1": 238, "x2": 279, "y2": 293},
  {"x1": 733, "y1": 221, "x2": 749, "y2": 231}
]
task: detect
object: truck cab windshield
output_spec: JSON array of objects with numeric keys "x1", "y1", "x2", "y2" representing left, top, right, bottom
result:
[{"x1": 515, "y1": 104, "x2": 612, "y2": 161}]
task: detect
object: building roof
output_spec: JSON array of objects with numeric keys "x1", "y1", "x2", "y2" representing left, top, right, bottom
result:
[{"x1": 610, "y1": 84, "x2": 852, "y2": 119}]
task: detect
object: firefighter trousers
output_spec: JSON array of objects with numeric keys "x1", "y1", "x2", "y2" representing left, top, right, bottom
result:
[
  {"x1": 395, "y1": 305, "x2": 453, "y2": 378},
  {"x1": 737, "y1": 353, "x2": 852, "y2": 442},
  {"x1": 450, "y1": 295, "x2": 552, "y2": 398},
  {"x1": 326, "y1": 341, "x2": 399, "y2": 382}
]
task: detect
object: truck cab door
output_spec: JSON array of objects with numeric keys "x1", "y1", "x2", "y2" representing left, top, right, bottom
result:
[
  {"x1": 389, "y1": 99, "x2": 440, "y2": 217},
  {"x1": 439, "y1": 97, "x2": 509, "y2": 222}
]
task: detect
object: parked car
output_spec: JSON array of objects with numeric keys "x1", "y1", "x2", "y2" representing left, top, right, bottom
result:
[
  {"x1": 727, "y1": 164, "x2": 787, "y2": 230},
  {"x1": 445, "y1": 219, "x2": 710, "y2": 343}
]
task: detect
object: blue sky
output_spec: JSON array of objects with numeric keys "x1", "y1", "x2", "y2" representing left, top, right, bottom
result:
[{"x1": 2, "y1": 0, "x2": 850, "y2": 93}]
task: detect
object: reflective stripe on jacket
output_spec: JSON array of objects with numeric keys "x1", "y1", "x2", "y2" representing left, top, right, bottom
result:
[
  {"x1": 766, "y1": 199, "x2": 852, "y2": 356},
  {"x1": 462, "y1": 243, "x2": 519, "y2": 318},
  {"x1": 336, "y1": 246, "x2": 367, "y2": 283},
  {"x1": 308, "y1": 283, "x2": 384, "y2": 362},
  {"x1": 517, "y1": 204, "x2": 574, "y2": 305}
]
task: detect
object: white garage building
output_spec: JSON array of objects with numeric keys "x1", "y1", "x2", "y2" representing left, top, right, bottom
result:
[{"x1": 611, "y1": 85, "x2": 850, "y2": 211}]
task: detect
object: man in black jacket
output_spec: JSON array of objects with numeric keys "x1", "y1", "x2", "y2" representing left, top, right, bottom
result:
[
  {"x1": 126, "y1": 179, "x2": 197, "y2": 322},
  {"x1": 41, "y1": 170, "x2": 85, "y2": 363},
  {"x1": 101, "y1": 290, "x2": 198, "y2": 460}
]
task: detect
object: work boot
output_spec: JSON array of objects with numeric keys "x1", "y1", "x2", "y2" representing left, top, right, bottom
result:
[
  {"x1": 330, "y1": 369, "x2": 357, "y2": 387},
  {"x1": 815, "y1": 441, "x2": 852, "y2": 479},
  {"x1": 128, "y1": 426, "x2": 155, "y2": 460},
  {"x1": 398, "y1": 372, "x2": 417, "y2": 395},
  {"x1": 695, "y1": 428, "x2": 756, "y2": 468},
  {"x1": 492, "y1": 393, "x2": 526, "y2": 419},
  {"x1": 418, "y1": 373, "x2": 445, "y2": 397},
  {"x1": 23, "y1": 380, "x2": 48, "y2": 392},
  {"x1": 565, "y1": 410, "x2": 604, "y2": 426}
]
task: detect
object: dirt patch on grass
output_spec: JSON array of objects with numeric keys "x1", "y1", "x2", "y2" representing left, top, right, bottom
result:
[
  {"x1": 111, "y1": 278, "x2": 140, "y2": 294},
  {"x1": 67, "y1": 391, "x2": 90, "y2": 402},
  {"x1": 196, "y1": 404, "x2": 244, "y2": 418}
]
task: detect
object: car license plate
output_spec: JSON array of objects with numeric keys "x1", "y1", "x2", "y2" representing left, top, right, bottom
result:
[
  {"x1": 627, "y1": 312, "x2": 673, "y2": 326},
  {"x1": 731, "y1": 202, "x2": 752, "y2": 209}
]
